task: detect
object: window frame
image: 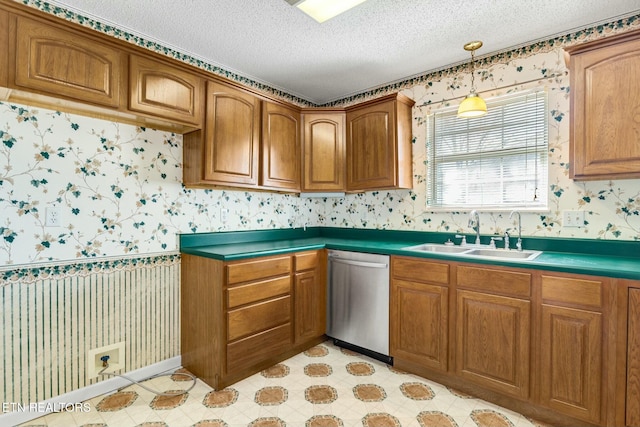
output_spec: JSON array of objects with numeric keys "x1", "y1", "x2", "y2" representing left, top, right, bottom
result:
[{"x1": 425, "y1": 89, "x2": 549, "y2": 213}]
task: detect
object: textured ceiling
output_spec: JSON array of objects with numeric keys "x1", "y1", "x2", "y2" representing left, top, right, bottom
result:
[{"x1": 46, "y1": 0, "x2": 640, "y2": 104}]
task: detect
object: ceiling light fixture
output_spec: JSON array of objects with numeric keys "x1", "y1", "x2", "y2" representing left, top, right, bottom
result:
[
  {"x1": 457, "y1": 40, "x2": 487, "y2": 118},
  {"x1": 286, "y1": 0, "x2": 368, "y2": 23}
]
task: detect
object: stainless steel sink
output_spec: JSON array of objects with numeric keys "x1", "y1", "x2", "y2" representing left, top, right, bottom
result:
[
  {"x1": 402, "y1": 243, "x2": 542, "y2": 261},
  {"x1": 464, "y1": 248, "x2": 542, "y2": 261},
  {"x1": 403, "y1": 243, "x2": 471, "y2": 254}
]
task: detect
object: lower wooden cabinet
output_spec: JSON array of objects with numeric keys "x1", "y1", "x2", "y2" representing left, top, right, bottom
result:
[
  {"x1": 456, "y1": 290, "x2": 531, "y2": 399},
  {"x1": 294, "y1": 251, "x2": 326, "y2": 344},
  {"x1": 628, "y1": 288, "x2": 640, "y2": 427},
  {"x1": 539, "y1": 275, "x2": 604, "y2": 424},
  {"x1": 390, "y1": 257, "x2": 449, "y2": 372},
  {"x1": 181, "y1": 250, "x2": 325, "y2": 390},
  {"x1": 390, "y1": 256, "x2": 618, "y2": 427}
]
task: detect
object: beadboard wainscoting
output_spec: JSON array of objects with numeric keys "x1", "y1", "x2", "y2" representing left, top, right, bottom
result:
[{"x1": 0, "y1": 254, "x2": 181, "y2": 410}]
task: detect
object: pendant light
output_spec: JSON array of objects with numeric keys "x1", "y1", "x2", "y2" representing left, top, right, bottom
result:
[{"x1": 457, "y1": 40, "x2": 487, "y2": 118}]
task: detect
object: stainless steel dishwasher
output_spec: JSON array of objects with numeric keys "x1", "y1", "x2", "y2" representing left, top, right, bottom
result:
[{"x1": 327, "y1": 250, "x2": 392, "y2": 364}]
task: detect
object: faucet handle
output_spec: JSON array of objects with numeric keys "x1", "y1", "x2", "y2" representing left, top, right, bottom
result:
[
  {"x1": 454, "y1": 234, "x2": 467, "y2": 246},
  {"x1": 490, "y1": 237, "x2": 502, "y2": 249}
]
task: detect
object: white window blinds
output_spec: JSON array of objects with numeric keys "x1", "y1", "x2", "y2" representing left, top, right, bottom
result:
[{"x1": 426, "y1": 90, "x2": 548, "y2": 211}]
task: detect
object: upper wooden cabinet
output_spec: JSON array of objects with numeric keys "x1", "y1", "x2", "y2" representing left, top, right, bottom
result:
[
  {"x1": 184, "y1": 81, "x2": 303, "y2": 191},
  {"x1": 302, "y1": 110, "x2": 346, "y2": 192},
  {"x1": 0, "y1": 10, "x2": 8, "y2": 89},
  {"x1": 201, "y1": 81, "x2": 261, "y2": 186},
  {"x1": 129, "y1": 54, "x2": 204, "y2": 127},
  {"x1": 566, "y1": 29, "x2": 640, "y2": 180},
  {"x1": 11, "y1": 16, "x2": 124, "y2": 108},
  {"x1": 346, "y1": 93, "x2": 414, "y2": 191},
  {"x1": 261, "y1": 102, "x2": 301, "y2": 191}
]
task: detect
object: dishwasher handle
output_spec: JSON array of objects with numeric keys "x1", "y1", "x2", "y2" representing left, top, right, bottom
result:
[{"x1": 328, "y1": 256, "x2": 388, "y2": 269}]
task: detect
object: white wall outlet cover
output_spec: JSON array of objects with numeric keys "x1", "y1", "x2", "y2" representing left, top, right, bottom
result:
[
  {"x1": 562, "y1": 210, "x2": 585, "y2": 228},
  {"x1": 86, "y1": 341, "x2": 125, "y2": 379},
  {"x1": 45, "y1": 207, "x2": 62, "y2": 227}
]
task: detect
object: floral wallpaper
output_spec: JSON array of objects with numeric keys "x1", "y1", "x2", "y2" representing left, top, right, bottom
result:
[
  {"x1": 0, "y1": 102, "x2": 322, "y2": 265},
  {"x1": 1, "y1": 6, "x2": 640, "y2": 267}
]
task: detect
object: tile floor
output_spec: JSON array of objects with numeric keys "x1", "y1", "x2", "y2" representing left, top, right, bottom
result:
[{"x1": 21, "y1": 341, "x2": 550, "y2": 427}]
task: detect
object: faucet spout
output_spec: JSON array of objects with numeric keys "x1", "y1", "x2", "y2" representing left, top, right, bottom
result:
[
  {"x1": 509, "y1": 210, "x2": 523, "y2": 251},
  {"x1": 468, "y1": 210, "x2": 481, "y2": 245}
]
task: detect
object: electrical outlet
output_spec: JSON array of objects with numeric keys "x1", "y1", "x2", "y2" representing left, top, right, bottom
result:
[
  {"x1": 563, "y1": 210, "x2": 585, "y2": 228},
  {"x1": 45, "y1": 207, "x2": 62, "y2": 227},
  {"x1": 87, "y1": 342, "x2": 125, "y2": 379},
  {"x1": 220, "y1": 207, "x2": 229, "y2": 223}
]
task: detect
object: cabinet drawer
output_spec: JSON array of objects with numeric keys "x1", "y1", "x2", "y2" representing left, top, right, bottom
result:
[
  {"x1": 392, "y1": 257, "x2": 449, "y2": 285},
  {"x1": 227, "y1": 276, "x2": 290, "y2": 309},
  {"x1": 226, "y1": 256, "x2": 291, "y2": 284},
  {"x1": 227, "y1": 295, "x2": 291, "y2": 341},
  {"x1": 295, "y1": 251, "x2": 318, "y2": 272},
  {"x1": 457, "y1": 265, "x2": 531, "y2": 298},
  {"x1": 541, "y1": 275, "x2": 602, "y2": 309},
  {"x1": 227, "y1": 323, "x2": 291, "y2": 373}
]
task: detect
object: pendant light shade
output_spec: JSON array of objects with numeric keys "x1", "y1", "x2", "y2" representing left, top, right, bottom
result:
[
  {"x1": 458, "y1": 92, "x2": 487, "y2": 118},
  {"x1": 457, "y1": 41, "x2": 487, "y2": 118}
]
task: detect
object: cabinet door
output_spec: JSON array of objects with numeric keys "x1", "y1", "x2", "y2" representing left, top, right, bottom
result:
[
  {"x1": 569, "y1": 30, "x2": 640, "y2": 180},
  {"x1": 346, "y1": 99, "x2": 397, "y2": 190},
  {"x1": 13, "y1": 16, "x2": 123, "y2": 108},
  {"x1": 294, "y1": 270, "x2": 321, "y2": 344},
  {"x1": 262, "y1": 102, "x2": 301, "y2": 190},
  {"x1": 627, "y1": 288, "x2": 640, "y2": 427},
  {"x1": 456, "y1": 290, "x2": 530, "y2": 398},
  {"x1": 294, "y1": 251, "x2": 325, "y2": 344},
  {"x1": 540, "y1": 304, "x2": 602, "y2": 423},
  {"x1": 302, "y1": 112, "x2": 345, "y2": 191},
  {"x1": 203, "y1": 81, "x2": 260, "y2": 185},
  {"x1": 129, "y1": 54, "x2": 203, "y2": 126},
  {"x1": 0, "y1": 10, "x2": 8, "y2": 88},
  {"x1": 391, "y1": 279, "x2": 448, "y2": 371}
]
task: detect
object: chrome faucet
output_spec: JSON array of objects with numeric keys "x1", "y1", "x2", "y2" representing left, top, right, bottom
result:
[
  {"x1": 509, "y1": 210, "x2": 523, "y2": 251},
  {"x1": 468, "y1": 210, "x2": 481, "y2": 245}
]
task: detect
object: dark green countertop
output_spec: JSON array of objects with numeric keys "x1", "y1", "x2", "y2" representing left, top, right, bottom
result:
[{"x1": 179, "y1": 227, "x2": 640, "y2": 280}]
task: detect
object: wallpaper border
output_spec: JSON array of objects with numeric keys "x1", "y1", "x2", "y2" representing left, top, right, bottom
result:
[{"x1": 0, "y1": 252, "x2": 181, "y2": 286}]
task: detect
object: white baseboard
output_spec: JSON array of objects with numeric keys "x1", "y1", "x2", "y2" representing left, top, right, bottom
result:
[{"x1": 1, "y1": 356, "x2": 182, "y2": 427}]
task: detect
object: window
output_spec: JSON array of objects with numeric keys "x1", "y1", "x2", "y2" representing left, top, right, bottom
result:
[{"x1": 426, "y1": 90, "x2": 548, "y2": 211}]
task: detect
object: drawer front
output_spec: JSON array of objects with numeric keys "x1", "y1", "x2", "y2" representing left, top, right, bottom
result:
[
  {"x1": 227, "y1": 323, "x2": 291, "y2": 373},
  {"x1": 541, "y1": 275, "x2": 602, "y2": 310},
  {"x1": 227, "y1": 276, "x2": 290, "y2": 309},
  {"x1": 227, "y1": 295, "x2": 291, "y2": 341},
  {"x1": 457, "y1": 265, "x2": 531, "y2": 298},
  {"x1": 295, "y1": 251, "x2": 318, "y2": 272},
  {"x1": 226, "y1": 256, "x2": 291, "y2": 285},
  {"x1": 392, "y1": 257, "x2": 449, "y2": 285}
]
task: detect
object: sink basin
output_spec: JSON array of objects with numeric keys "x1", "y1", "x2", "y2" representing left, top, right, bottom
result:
[
  {"x1": 403, "y1": 244, "x2": 471, "y2": 254},
  {"x1": 465, "y1": 248, "x2": 542, "y2": 261},
  {"x1": 403, "y1": 243, "x2": 543, "y2": 261}
]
